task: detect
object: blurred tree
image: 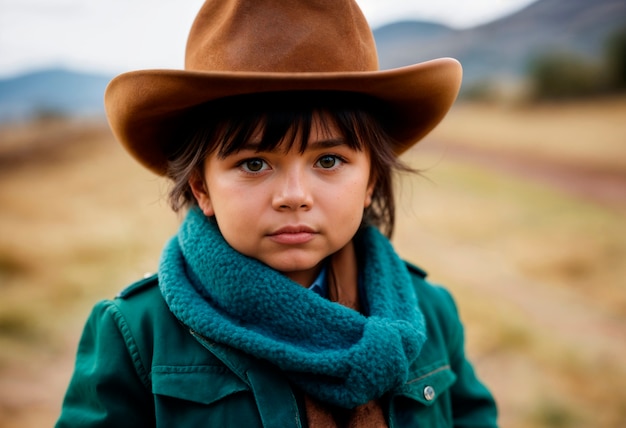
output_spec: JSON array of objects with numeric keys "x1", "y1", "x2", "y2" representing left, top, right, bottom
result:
[
  {"x1": 461, "y1": 80, "x2": 499, "y2": 102},
  {"x1": 527, "y1": 27, "x2": 626, "y2": 101},
  {"x1": 33, "y1": 107, "x2": 68, "y2": 123},
  {"x1": 527, "y1": 51, "x2": 604, "y2": 100},
  {"x1": 604, "y1": 27, "x2": 626, "y2": 90}
]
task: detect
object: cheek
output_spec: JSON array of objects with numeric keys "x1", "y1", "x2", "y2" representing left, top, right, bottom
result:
[
  {"x1": 213, "y1": 213, "x2": 253, "y2": 254},
  {"x1": 335, "y1": 180, "x2": 372, "y2": 219},
  {"x1": 213, "y1": 186, "x2": 259, "y2": 215},
  {"x1": 210, "y1": 188, "x2": 259, "y2": 236}
]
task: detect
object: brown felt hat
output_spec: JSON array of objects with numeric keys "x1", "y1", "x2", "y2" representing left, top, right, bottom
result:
[{"x1": 104, "y1": 0, "x2": 462, "y2": 175}]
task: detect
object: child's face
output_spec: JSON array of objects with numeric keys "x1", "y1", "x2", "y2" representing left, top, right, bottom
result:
[{"x1": 190, "y1": 115, "x2": 375, "y2": 287}]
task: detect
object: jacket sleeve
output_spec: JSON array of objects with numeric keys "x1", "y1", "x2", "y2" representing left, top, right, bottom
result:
[
  {"x1": 56, "y1": 300, "x2": 155, "y2": 428},
  {"x1": 438, "y1": 287, "x2": 499, "y2": 427}
]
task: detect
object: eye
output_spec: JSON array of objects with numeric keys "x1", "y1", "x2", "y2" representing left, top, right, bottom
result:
[
  {"x1": 316, "y1": 155, "x2": 343, "y2": 169},
  {"x1": 240, "y1": 158, "x2": 268, "y2": 173}
]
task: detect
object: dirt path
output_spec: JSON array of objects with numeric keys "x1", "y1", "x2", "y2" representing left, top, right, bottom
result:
[{"x1": 424, "y1": 141, "x2": 626, "y2": 211}]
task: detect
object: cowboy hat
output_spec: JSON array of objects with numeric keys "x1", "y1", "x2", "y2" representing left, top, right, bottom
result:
[{"x1": 104, "y1": 0, "x2": 462, "y2": 175}]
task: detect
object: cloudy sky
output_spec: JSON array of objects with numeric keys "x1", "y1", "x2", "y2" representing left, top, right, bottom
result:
[{"x1": 0, "y1": 0, "x2": 537, "y2": 78}]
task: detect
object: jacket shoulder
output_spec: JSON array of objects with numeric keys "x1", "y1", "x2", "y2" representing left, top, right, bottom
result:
[
  {"x1": 404, "y1": 260, "x2": 428, "y2": 279},
  {"x1": 116, "y1": 273, "x2": 159, "y2": 299},
  {"x1": 110, "y1": 273, "x2": 172, "y2": 330},
  {"x1": 404, "y1": 260, "x2": 457, "y2": 314}
]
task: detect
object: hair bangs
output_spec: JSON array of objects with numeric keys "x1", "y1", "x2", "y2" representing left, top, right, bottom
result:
[{"x1": 215, "y1": 101, "x2": 366, "y2": 158}]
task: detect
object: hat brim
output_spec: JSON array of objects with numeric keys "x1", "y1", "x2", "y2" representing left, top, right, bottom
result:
[{"x1": 104, "y1": 57, "x2": 462, "y2": 175}]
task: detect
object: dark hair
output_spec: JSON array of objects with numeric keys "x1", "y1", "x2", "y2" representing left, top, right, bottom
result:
[{"x1": 165, "y1": 91, "x2": 415, "y2": 237}]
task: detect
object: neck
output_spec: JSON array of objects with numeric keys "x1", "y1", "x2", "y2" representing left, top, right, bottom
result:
[{"x1": 282, "y1": 261, "x2": 324, "y2": 287}]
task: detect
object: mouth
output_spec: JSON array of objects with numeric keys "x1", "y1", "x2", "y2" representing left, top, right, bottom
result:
[{"x1": 268, "y1": 225, "x2": 317, "y2": 244}]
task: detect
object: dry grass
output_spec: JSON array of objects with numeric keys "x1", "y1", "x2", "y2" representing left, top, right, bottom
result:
[
  {"x1": 1, "y1": 98, "x2": 625, "y2": 427},
  {"x1": 430, "y1": 97, "x2": 626, "y2": 172}
]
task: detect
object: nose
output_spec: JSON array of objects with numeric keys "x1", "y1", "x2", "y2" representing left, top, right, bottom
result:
[{"x1": 272, "y1": 166, "x2": 313, "y2": 211}]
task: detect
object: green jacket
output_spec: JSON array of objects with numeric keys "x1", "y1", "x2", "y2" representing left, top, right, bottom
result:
[{"x1": 56, "y1": 264, "x2": 497, "y2": 427}]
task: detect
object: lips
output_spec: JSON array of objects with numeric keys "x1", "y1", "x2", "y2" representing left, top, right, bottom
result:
[{"x1": 268, "y1": 225, "x2": 317, "y2": 244}]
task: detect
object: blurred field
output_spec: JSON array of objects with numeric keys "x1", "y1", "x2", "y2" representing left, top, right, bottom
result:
[{"x1": 1, "y1": 98, "x2": 625, "y2": 427}]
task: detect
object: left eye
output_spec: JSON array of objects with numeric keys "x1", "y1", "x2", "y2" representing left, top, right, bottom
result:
[{"x1": 316, "y1": 155, "x2": 341, "y2": 169}]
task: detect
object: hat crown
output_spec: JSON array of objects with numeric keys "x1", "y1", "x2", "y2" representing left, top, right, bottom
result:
[{"x1": 185, "y1": 0, "x2": 379, "y2": 73}]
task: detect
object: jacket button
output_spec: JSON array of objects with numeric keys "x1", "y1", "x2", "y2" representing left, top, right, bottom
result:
[{"x1": 423, "y1": 385, "x2": 435, "y2": 401}]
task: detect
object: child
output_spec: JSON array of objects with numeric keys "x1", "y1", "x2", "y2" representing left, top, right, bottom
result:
[{"x1": 57, "y1": 0, "x2": 498, "y2": 426}]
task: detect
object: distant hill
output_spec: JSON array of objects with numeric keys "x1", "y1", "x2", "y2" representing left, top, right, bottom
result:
[
  {"x1": 1, "y1": 0, "x2": 625, "y2": 122},
  {"x1": 374, "y1": 0, "x2": 626, "y2": 91},
  {"x1": 0, "y1": 69, "x2": 112, "y2": 123}
]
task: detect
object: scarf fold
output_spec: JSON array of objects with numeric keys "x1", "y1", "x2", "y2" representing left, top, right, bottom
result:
[{"x1": 158, "y1": 207, "x2": 426, "y2": 408}]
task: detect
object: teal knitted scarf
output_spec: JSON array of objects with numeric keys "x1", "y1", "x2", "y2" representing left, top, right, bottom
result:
[{"x1": 158, "y1": 208, "x2": 426, "y2": 408}]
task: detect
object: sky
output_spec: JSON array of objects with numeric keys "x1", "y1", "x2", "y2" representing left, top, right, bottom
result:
[{"x1": 0, "y1": 0, "x2": 537, "y2": 79}]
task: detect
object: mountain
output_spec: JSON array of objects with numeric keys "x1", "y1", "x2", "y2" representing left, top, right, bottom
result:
[
  {"x1": 0, "y1": 69, "x2": 112, "y2": 122},
  {"x1": 374, "y1": 0, "x2": 626, "y2": 90},
  {"x1": 1, "y1": 0, "x2": 625, "y2": 122}
]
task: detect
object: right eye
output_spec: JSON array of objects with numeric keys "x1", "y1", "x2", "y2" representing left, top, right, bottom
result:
[{"x1": 240, "y1": 158, "x2": 268, "y2": 173}]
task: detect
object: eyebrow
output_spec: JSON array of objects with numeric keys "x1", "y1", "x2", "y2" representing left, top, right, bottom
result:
[{"x1": 240, "y1": 138, "x2": 347, "y2": 152}]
